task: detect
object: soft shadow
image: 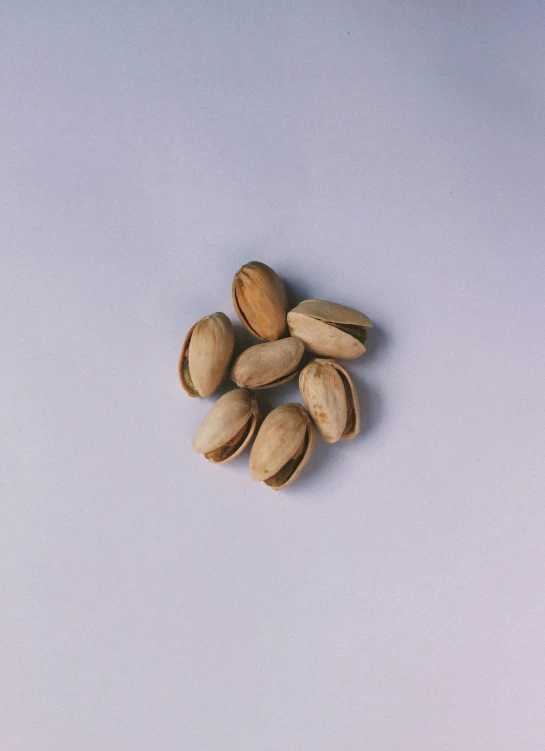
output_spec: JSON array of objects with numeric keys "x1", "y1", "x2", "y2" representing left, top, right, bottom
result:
[
  {"x1": 250, "y1": 373, "x2": 302, "y2": 417},
  {"x1": 251, "y1": 387, "x2": 277, "y2": 417},
  {"x1": 212, "y1": 380, "x2": 236, "y2": 399},
  {"x1": 232, "y1": 321, "x2": 259, "y2": 358},
  {"x1": 279, "y1": 274, "x2": 314, "y2": 310},
  {"x1": 288, "y1": 433, "x2": 341, "y2": 495},
  {"x1": 350, "y1": 372, "x2": 384, "y2": 440},
  {"x1": 278, "y1": 370, "x2": 386, "y2": 499},
  {"x1": 362, "y1": 319, "x2": 390, "y2": 365}
]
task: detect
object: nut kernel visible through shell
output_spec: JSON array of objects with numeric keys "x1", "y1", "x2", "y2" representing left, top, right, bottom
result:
[
  {"x1": 192, "y1": 388, "x2": 259, "y2": 464},
  {"x1": 179, "y1": 312, "x2": 235, "y2": 397},
  {"x1": 287, "y1": 299, "x2": 372, "y2": 359},
  {"x1": 249, "y1": 403, "x2": 315, "y2": 490}
]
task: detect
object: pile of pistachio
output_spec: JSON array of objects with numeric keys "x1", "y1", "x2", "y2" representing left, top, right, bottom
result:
[{"x1": 179, "y1": 262, "x2": 372, "y2": 490}]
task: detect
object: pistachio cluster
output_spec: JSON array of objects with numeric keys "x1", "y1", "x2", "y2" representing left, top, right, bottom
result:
[{"x1": 179, "y1": 261, "x2": 373, "y2": 490}]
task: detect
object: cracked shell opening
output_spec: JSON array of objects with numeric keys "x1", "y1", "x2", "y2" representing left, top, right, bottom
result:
[
  {"x1": 264, "y1": 429, "x2": 309, "y2": 488},
  {"x1": 204, "y1": 416, "x2": 254, "y2": 463},
  {"x1": 329, "y1": 322, "x2": 368, "y2": 346}
]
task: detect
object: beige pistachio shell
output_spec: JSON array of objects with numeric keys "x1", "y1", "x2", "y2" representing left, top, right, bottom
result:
[
  {"x1": 192, "y1": 388, "x2": 259, "y2": 463},
  {"x1": 232, "y1": 261, "x2": 288, "y2": 341},
  {"x1": 179, "y1": 312, "x2": 235, "y2": 397},
  {"x1": 287, "y1": 299, "x2": 372, "y2": 359},
  {"x1": 290, "y1": 300, "x2": 372, "y2": 328},
  {"x1": 299, "y1": 359, "x2": 360, "y2": 443},
  {"x1": 249, "y1": 403, "x2": 315, "y2": 490},
  {"x1": 231, "y1": 337, "x2": 305, "y2": 389}
]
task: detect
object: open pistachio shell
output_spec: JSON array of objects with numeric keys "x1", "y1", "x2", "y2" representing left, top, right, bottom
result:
[
  {"x1": 299, "y1": 358, "x2": 360, "y2": 443},
  {"x1": 179, "y1": 312, "x2": 235, "y2": 397},
  {"x1": 232, "y1": 261, "x2": 288, "y2": 341},
  {"x1": 249, "y1": 403, "x2": 315, "y2": 490},
  {"x1": 287, "y1": 299, "x2": 372, "y2": 359},
  {"x1": 231, "y1": 337, "x2": 305, "y2": 390},
  {"x1": 192, "y1": 388, "x2": 259, "y2": 464}
]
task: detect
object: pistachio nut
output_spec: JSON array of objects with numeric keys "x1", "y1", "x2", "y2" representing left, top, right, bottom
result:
[
  {"x1": 299, "y1": 358, "x2": 360, "y2": 443},
  {"x1": 232, "y1": 261, "x2": 288, "y2": 341},
  {"x1": 192, "y1": 388, "x2": 259, "y2": 463},
  {"x1": 179, "y1": 312, "x2": 235, "y2": 397},
  {"x1": 230, "y1": 337, "x2": 305, "y2": 390},
  {"x1": 287, "y1": 299, "x2": 372, "y2": 359},
  {"x1": 249, "y1": 403, "x2": 315, "y2": 490}
]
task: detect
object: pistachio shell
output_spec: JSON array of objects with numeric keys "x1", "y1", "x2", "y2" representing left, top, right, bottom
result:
[
  {"x1": 287, "y1": 299, "x2": 372, "y2": 359},
  {"x1": 192, "y1": 388, "x2": 259, "y2": 463},
  {"x1": 289, "y1": 299, "x2": 372, "y2": 328},
  {"x1": 232, "y1": 261, "x2": 288, "y2": 341},
  {"x1": 249, "y1": 403, "x2": 315, "y2": 490},
  {"x1": 299, "y1": 359, "x2": 360, "y2": 443},
  {"x1": 231, "y1": 337, "x2": 305, "y2": 389},
  {"x1": 179, "y1": 312, "x2": 235, "y2": 397}
]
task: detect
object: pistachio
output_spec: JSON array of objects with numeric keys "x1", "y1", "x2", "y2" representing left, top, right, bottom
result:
[
  {"x1": 179, "y1": 312, "x2": 235, "y2": 397},
  {"x1": 232, "y1": 261, "x2": 288, "y2": 341},
  {"x1": 192, "y1": 388, "x2": 259, "y2": 463},
  {"x1": 287, "y1": 299, "x2": 372, "y2": 359},
  {"x1": 249, "y1": 403, "x2": 315, "y2": 490},
  {"x1": 231, "y1": 337, "x2": 305, "y2": 390},
  {"x1": 299, "y1": 358, "x2": 360, "y2": 443}
]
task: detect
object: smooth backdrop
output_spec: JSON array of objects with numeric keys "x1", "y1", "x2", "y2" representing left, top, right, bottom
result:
[{"x1": 2, "y1": 2, "x2": 544, "y2": 749}]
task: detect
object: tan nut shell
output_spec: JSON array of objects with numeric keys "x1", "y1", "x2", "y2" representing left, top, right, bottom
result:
[
  {"x1": 232, "y1": 261, "x2": 288, "y2": 341},
  {"x1": 192, "y1": 388, "x2": 259, "y2": 463},
  {"x1": 249, "y1": 403, "x2": 315, "y2": 490},
  {"x1": 179, "y1": 312, "x2": 235, "y2": 397},
  {"x1": 299, "y1": 359, "x2": 360, "y2": 443},
  {"x1": 231, "y1": 337, "x2": 305, "y2": 389},
  {"x1": 287, "y1": 299, "x2": 372, "y2": 359}
]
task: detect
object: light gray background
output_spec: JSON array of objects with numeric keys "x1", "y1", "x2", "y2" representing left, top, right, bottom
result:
[{"x1": 2, "y1": 2, "x2": 544, "y2": 749}]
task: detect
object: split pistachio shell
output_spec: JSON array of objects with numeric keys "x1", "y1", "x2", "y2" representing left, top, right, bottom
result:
[
  {"x1": 249, "y1": 403, "x2": 315, "y2": 490},
  {"x1": 192, "y1": 388, "x2": 259, "y2": 463},
  {"x1": 299, "y1": 359, "x2": 360, "y2": 443},
  {"x1": 232, "y1": 261, "x2": 288, "y2": 341},
  {"x1": 231, "y1": 337, "x2": 305, "y2": 390},
  {"x1": 287, "y1": 299, "x2": 372, "y2": 359},
  {"x1": 179, "y1": 312, "x2": 235, "y2": 397}
]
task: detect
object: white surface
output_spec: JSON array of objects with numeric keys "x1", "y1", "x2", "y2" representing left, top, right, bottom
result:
[{"x1": 2, "y1": 2, "x2": 545, "y2": 749}]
